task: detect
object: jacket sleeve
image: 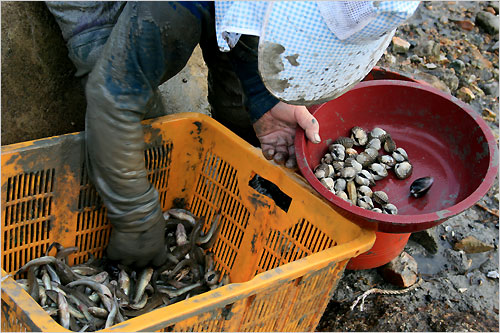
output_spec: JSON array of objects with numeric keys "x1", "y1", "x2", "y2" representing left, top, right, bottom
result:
[{"x1": 227, "y1": 35, "x2": 281, "y2": 123}]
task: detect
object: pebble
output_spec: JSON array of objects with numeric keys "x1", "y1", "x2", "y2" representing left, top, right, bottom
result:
[
  {"x1": 489, "y1": 40, "x2": 499, "y2": 52},
  {"x1": 414, "y1": 40, "x2": 441, "y2": 57},
  {"x1": 480, "y1": 81, "x2": 499, "y2": 97},
  {"x1": 442, "y1": 72, "x2": 460, "y2": 91},
  {"x1": 425, "y1": 63, "x2": 438, "y2": 69},
  {"x1": 410, "y1": 228, "x2": 439, "y2": 254},
  {"x1": 392, "y1": 36, "x2": 411, "y2": 54},
  {"x1": 384, "y1": 53, "x2": 397, "y2": 65},
  {"x1": 489, "y1": 1, "x2": 499, "y2": 14},
  {"x1": 487, "y1": 271, "x2": 500, "y2": 279},
  {"x1": 449, "y1": 59, "x2": 466, "y2": 73},
  {"x1": 378, "y1": 252, "x2": 418, "y2": 288},
  {"x1": 444, "y1": 248, "x2": 472, "y2": 274},
  {"x1": 475, "y1": 11, "x2": 499, "y2": 35},
  {"x1": 409, "y1": 54, "x2": 423, "y2": 64},
  {"x1": 457, "y1": 86, "x2": 475, "y2": 102}
]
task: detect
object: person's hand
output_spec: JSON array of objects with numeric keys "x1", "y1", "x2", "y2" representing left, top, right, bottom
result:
[
  {"x1": 253, "y1": 102, "x2": 321, "y2": 169},
  {"x1": 106, "y1": 220, "x2": 167, "y2": 268}
]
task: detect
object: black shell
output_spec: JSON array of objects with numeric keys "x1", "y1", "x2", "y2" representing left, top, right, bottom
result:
[{"x1": 410, "y1": 176, "x2": 434, "y2": 198}]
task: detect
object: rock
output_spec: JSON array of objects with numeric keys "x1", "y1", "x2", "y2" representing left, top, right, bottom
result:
[
  {"x1": 409, "y1": 54, "x2": 423, "y2": 64},
  {"x1": 413, "y1": 72, "x2": 451, "y2": 94},
  {"x1": 486, "y1": 7, "x2": 497, "y2": 15},
  {"x1": 489, "y1": 1, "x2": 499, "y2": 14},
  {"x1": 439, "y1": 15, "x2": 449, "y2": 24},
  {"x1": 455, "y1": 19, "x2": 475, "y2": 31},
  {"x1": 470, "y1": 83, "x2": 486, "y2": 97},
  {"x1": 475, "y1": 11, "x2": 499, "y2": 35},
  {"x1": 442, "y1": 72, "x2": 460, "y2": 91},
  {"x1": 480, "y1": 68, "x2": 495, "y2": 81},
  {"x1": 449, "y1": 59, "x2": 466, "y2": 73},
  {"x1": 414, "y1": 40, "x2": 441, "y2": 57},
  {"x1": 425, "y1": 63, "x2": 438, "y2": 69},
  {"x1": 487, "y1": 271, "x2": 500, "y2": 279},
  {"x1": 454, "y1": 236, "x2": 495, "y2": 253},
  {"x1": 384, "y1": 53, "x2": 397, "y2": 65},
  {"x1": 410, "y1": 228, "x2": 439, "y2": 254},
  {"x1": 457, "y1": 87, "x2": 475, "y2": 102},
  {"x1": 392, "y1": 36, "x2": 411, "y2": 54},
  {"x1": 378, "y1": 252, "x2": 418, "y2": 287},
  {"x1": 489, "y1": 40, "x2": 499, "y2": 52},
  {"x1": 480, "y1": 81, "x2": 499, "y2": 98},
  {"x1": 444, "y1": 248, "x2": 472, "y2": 274}
]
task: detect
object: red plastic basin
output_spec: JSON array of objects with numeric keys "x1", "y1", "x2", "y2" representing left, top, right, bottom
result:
[{"x1": 295, "y1": 80, "x2": 498, "y2": 234}]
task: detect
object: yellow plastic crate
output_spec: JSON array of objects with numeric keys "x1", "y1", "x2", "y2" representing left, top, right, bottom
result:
[{"x1": 1, "y1": 113, "x2": 375, "y2": 332}]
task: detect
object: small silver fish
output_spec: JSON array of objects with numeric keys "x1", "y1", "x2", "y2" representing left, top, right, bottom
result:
[
  {"x1": 157, "y1": 281, "x2": 203, "y2": 298},
  {"x1": 57, "y1": 292, "x2": 70, "y2": 329},
  {"x1": 118, "y1": 269, "x2": 131, "y2": 296},
  {"x1": 132, "y1": 268, "x2": 154, "y2": 305},
  {"x1": 167, "y1": 208, "x2": 196, "y2": 225}
]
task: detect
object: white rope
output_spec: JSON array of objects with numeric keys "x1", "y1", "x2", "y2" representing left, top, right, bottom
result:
[{"x1": 350, "y1": 278, "x2": 423, "y2": 312}]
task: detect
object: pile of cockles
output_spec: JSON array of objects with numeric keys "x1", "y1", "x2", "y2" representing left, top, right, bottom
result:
[
  {"x1": 9, "y1": 208, "x2": 228, "y2": 331},
  {"x1": 314, "y1": 126, "x2": 417, "y2": 215}
]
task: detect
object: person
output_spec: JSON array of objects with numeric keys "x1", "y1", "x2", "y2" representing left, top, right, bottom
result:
[{"x1": 45, "y1": 1, "x2": 419, "y2": 268}]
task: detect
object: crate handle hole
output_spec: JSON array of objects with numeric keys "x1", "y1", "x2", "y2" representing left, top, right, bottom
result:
[{"x1": 248, "y1": 174, "x2": 291, "y2": 212}]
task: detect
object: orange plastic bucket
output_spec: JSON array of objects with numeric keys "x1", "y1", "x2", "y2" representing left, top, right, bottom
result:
[{"x1": 346, "y1": 231, "x2": 411, "y2": 270}]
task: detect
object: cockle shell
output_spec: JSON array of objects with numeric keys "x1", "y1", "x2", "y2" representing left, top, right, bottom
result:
[
  {"x1": 394, "y1": 161, "x2": 413, "y2": 180},
  {"x1": 329, "y1": 144, "x2": 346, "y2": 161},
  {"x1": 365, "y1": 147, "x2": 379, "y2": 160},
  {"x1": 344, "y1": 158, "x2": 363, "y2": 173},
  {"x1": 314, "y1": 164, "x2": 334, "y2": 179},
  {"x1": 356, "y1": 152, "x2": 375, "y2": 168},
  {"x1": 321, "y1": 154, "x2": 334, "y2": 164},
  {"x1": 369, "y1": 163, "x2": 388, "y2": 180},
  {"x1": 392, "y1": 147, "x2": 409, "y2": 162},
  {"x1": 336, "y1": 190, "x2": 349, "y2": 202},
  {"x1": 334, "y1": 136, "x2": 355, "y2": 148},
  {"x1": 358, "y1": 196, "x2": 374, "y2": 210},
  {"x1": 368, "y1": 127, "x2": 387, "y2": 141},
  {"x1": 382, "y1": 203, "x2": 398, "y2": 215},
  {"x1": 345, "y1": 148, "x2": 359, "y2": 159},
  {"x1": 366, "y1": 138, "x2": 382, "y2": 151},
  {"x1": 320, "y1": 177, "x2": 335, "y2": 191},
  {"x1": 357, "y1": 185, "x2": 373, "y2": 198},
  {"x1": 334, "y1": 178, "x2": 347, "y2": 193},
  {"x1": 355, "y1": 169, "x2": 375, "y2": 187},
  {"x1": 373, "y1": 191, "x2": 389, "y2": 205},
  {"x1": 332, "y1": 161, "x2": 344, "y2": 172},
  {"x1": 351, "y1": 126, "x2": 368, "y2": 146},
  {"x1": 340, "y1": 167, "x2": 356, "y2": 181},
  {"x1": 378, "y1": 155, "x2": 396, "y2": 169}
]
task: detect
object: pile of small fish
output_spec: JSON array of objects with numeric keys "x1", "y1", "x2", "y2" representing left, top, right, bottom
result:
[
  {"x1": 314, "y1": 126, "x2": 416, "y2": 214},
  {"x1": 10, "y1": 208, "x2": 228, "y2": 331}
]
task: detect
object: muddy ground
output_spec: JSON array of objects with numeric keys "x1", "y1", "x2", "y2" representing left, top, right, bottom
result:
[{"x1": 316, "y1": 2, "x2": 499, "y2": 332}]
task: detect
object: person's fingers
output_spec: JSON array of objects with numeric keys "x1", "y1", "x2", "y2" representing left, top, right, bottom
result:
[
  {"x1": 273, "y1": 152, "x2": 286, "y2": 165},
  {"x1": 294, "y1": 106, "x2": 321, "y2": 143},
  {"x1": 262, "y1": 147, "x2": 275, "y2": 160},
  {"x1": 285, "y1": 156, "x2": 297, "y2": 169}
]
